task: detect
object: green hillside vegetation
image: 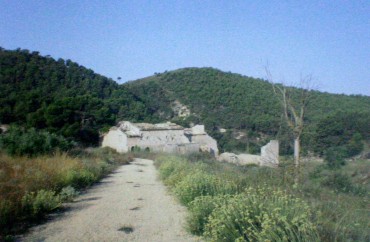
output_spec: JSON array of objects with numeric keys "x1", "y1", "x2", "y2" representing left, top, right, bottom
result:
[
  {"x1": 0, "y1": 48, "x2": 160, "y2": 146},
  {"x1": 126, "y1": 68, "x2": 370, "y2": 156},
  {"x1": 1, "y1": 47, "x2": 369, "y2": 157}
]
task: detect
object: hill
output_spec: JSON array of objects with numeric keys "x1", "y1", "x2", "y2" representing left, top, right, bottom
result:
[
  {"x1": 1, "y1": 48, "x2": 369, "y2": 155},
  {"x1": 126, "y1": 67, "x2": 370, "y2": 155},
  {"x1": 0, "y1": 48, "x2": 160, "y2": 145}
]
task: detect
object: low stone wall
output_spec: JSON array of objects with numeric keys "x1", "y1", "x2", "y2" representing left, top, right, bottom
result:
[
  {"x1": 218, "y1": 140, "x2": 279, "y2": 167},
  {"x1": 218, "y1": 153, "x2": 261, "y2": 166}
]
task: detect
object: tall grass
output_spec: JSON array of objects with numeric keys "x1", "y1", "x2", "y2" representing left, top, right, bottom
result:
[
  {"x1": 0, "y1": 148, "x2": 132, "y2": 237},
  {"x1": 156, "y1": 154, "x2": 370, "y2": 241}
]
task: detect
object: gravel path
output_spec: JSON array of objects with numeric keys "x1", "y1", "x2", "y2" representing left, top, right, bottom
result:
[{"x1": 21, "y1": 158, "x2": 200, "y2": 242}]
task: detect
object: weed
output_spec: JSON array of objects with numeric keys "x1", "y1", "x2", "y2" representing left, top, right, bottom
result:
[
  {"x1": 59, "y1": 186, "x2": 79, "y2": 202},
  {"x1": 156, "y1": 154, "x2": 370, "y2": 241}
]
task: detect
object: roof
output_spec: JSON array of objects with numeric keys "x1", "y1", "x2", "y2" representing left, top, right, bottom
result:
[{"x1": 133, "y1": 122, "x2": 183, "y2": 131}]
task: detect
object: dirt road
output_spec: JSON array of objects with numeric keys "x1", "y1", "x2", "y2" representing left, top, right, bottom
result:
[{"x1": 21, "y1": 158, "x2": 200, "y2": 242}]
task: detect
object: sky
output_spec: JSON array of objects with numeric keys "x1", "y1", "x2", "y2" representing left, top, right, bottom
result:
[{"x1": 0, "y1": 0, "x2": 369, "y2": 95}]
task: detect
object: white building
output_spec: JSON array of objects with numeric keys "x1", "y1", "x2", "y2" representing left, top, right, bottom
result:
[{"x1": 101, "y1": 121, "x2": 219, "y2": 156}]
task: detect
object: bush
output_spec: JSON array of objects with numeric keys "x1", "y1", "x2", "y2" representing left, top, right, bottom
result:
[
  {"x1": 321, "y1": 172, "x2": 354, "y2": 193},
  {"x1": 174, "y1": 171, "x2": 237, "y2": 205},
  {"x1": 158, "y1": 156, "x2": 193, "y2": 186},
  {"x1": 63, "y1": 169, "x2": 96, "y2": 189},
  {"x1": 324, "y1": 147, "x2": 347, "y2": 169},
  {"x1": 205, "y1": 186, "x2": 319, "y2": 242},
  {"x1": 0, "y1": 200, "x2": 12, "y2": 227},
  {"x1": 21, "y1": 190, "x2": 61, "y2": 219},
  {"x1": 346, "y1": 132, "x2": 364, "y2": 157},
  {"x1": 0, "y1": 126, "x2": 73, "y2": 156},
  {"x1": 59, "y1": 186, "x2": 79, "y2": 202},
  {"x1": 187, "y1": 195, "x2": 230, "y2": 235}
]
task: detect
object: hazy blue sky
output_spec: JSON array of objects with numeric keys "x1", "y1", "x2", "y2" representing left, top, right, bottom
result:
[{"x1": 1, "y1": 0, "x2": 369, "y2": 95}]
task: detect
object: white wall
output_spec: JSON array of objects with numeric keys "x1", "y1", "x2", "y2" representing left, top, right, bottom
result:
[
  {"x1": 191, "y1": 134, "x2": 219, "y2": 156},
  {"x1": 102, "y1": 129, "x2": 128, "y2": 153},
  {"x1": 127, "y1": 130, "x2": 191, "y2": 152}
]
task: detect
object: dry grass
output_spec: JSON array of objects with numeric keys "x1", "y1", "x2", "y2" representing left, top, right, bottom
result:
[{"x1": 0, "y1": 148, "x2": 133, "y2": 237}]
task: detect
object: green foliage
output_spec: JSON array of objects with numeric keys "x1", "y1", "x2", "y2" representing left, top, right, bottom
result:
[
  {"x1": 21, "y1": 190, "x2": 61, "y2": 219},
  {"x1": 0, "y1": 48, "x2": 160, "y2": 146},
  {"x1": 0, "y1": 126, "x2": 73, "y2": 156},
  {"x1": 157, "y1": 155, "x2": 370, "y2": 241},
  {"x1": 346, "y1": 132, "x2": 364, "y2": 157},
  {"x1": 324, "y1": 147, "x2": 347, "y2": 169},
  {"x1": 63, "y1": 169, "x2": 96, "y2": 189},
  {"x1": 187, "y1": 195, "x2": 230, "y2": 235},
  {"x1": 59, "y1": 186, "x2": 79, "y2": 202},
  {"x1": 174, "y1": 172, "x2": 232, "y2": 205},
  {"x1": 320, "y1": 172, "x2": 354, "y2": 193},
  {"x1": 1, "y1": 48, "x2": 369, "y2": 152},
  {"x1": 128, "y1": 68, "x2": 370, "y2": 154},
  {"x1": 314, "y1": 111, "x2": 369, "y2": 155},
  {"x1": 0, "y1": 200, "x2": 12, "y2": 227},
  {"x1": 205, "y1": 187, "x2": 319, "y2": 242}
]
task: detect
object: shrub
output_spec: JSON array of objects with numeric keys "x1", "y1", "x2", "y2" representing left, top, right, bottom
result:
[
  {"x1": 63, "y1": 169, "x2": 96, "y2": 189},
  {"x1": 59, "y1": 186, "x2": 79, "y2": 202},
  {"x1": 346, "y1": 132, "x2": 364, "y2": 157},
  {"x1": 21, "y1": 190, "x2": 61, "y2": 219},
  {"x1": 205, "y1": 186, "x2": 319, "y2": 242},
  {"x1": 0, "y1": 200, "x2": 12, "y2": 227},
  {"x1": 324, "y1": 147, "x2": 347, "y2": 169},
  {"x1": 187, "y1": 195, "x2": 230, "y2": 235},
  {"x1": 0, "y1": 126, "x2": 73, "y2": 156},
  {"x1": 174, "y1": 171, "x2": 237, "y2": 205},
  {"x1": 158, "y1": 156, "x2": 193, "y2": 186},
  {"x1": 321, "y1": 172, "x2": 354, "y2": 193}
]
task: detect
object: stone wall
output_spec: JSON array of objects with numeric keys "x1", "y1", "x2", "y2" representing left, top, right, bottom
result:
[
  {"x1": 260, "y1": 140, "x2": 279, "y2": 167},
  {"x1": 218, "y1": 153, "x2": 261, "y2": 166},
  {"x1": 102, "y1": 128, "x2": 128, "y2": 153},
  {"x1": 218, "y1": 140, "x2": 279, "y2": 167}
]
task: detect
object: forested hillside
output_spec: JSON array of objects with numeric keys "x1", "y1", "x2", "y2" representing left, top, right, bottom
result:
[
  {"x1": 0, "y1": 48, "x2": 161, "y2": 145},
  {"x1": 1, "y1": 48, "x2": 369, "y2": 156},
  {"x1": 126, "y1": 68, "x2": 370, "y2": 155}
]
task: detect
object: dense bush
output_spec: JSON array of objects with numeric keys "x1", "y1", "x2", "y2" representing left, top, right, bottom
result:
[
  {"x1": 324, "y1": 146, "x2": 347, "y2": 169},
  {"x1": 21, "y1": 190, "x2": 61, "y2": 219},
  {"x1": 187, "y1": 195, "x2": 230, "y2": 235},
  {"x1": 205, "y1": 187, "x2": 318, "y2": 241},
  {"x1": 174, "y1": 172, "x2": 234, "y2": 205},
  {"x1": 0, "y1": 126, "x2": 73, "y2": 156}
]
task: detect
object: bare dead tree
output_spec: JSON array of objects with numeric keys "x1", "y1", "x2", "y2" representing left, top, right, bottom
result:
[{"x1": 266, "y1": 68, "x2": 313, "y2": 167}]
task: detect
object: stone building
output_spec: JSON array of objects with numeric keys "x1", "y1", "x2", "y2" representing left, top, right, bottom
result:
[{"x1": 101, "y1": 121, "x2": 218, "y2": 156}]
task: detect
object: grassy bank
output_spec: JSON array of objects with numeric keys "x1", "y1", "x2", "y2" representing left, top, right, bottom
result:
[
  {"x1": 0, "y1": 148, "x2": 133, "y2": 238},
  {"x1": 156, "y1": 154, "x2": 369, "y2": 241}
]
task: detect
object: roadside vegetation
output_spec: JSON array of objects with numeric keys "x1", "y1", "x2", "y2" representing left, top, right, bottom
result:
[
  {"x1": 157, "y1": 154, "x2": 369, "y2": 241},
  {"x1": 0, "y1": 147, "x2": 133, "y2": 238}
]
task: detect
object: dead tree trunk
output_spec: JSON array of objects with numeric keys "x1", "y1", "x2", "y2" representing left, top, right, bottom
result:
[
  {"x1": 294, "y1": 137, "x2": 300, "y2": 167},
  {"x1": 266, "y1": 68, "x2": 312, "y2": 168}
]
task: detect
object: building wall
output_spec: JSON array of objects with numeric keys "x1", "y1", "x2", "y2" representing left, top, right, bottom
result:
[
  {"x1": 102, "y1": 129, "x2": 128, "y2": 153},
  {"x1": 126, "y1": 130, "x2": 191, "y2": 153},
  {"x1": 191, "y1": 134, "x2": 219, "y2": 156}
]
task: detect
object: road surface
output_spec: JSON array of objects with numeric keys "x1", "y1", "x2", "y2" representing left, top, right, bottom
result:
[{"x1": 21, "y1": 158, "x2": 200, "y2": 242}]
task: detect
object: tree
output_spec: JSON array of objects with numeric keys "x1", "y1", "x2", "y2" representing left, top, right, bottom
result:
[{"x1": 266, "y1": 69, "x2": 313, "y2": 167}]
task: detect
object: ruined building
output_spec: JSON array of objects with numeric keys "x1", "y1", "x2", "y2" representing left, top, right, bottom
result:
[
  {"x1": 218, "y1": 140, "x2": 279, "y2": 167},
  {"x1": 102, "y1": 121, "x2": 219, "y2": 156}
]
